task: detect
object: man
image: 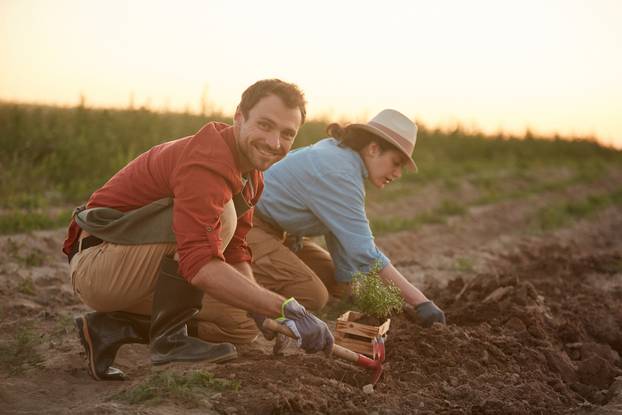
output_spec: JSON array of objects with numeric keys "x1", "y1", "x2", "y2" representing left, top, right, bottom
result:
[{"x1": 64, "y1": 79, "x2": 334, "y2": 381}]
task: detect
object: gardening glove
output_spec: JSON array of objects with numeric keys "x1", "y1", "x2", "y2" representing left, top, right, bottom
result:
[
  {"x1": 282, "y1": 298, "x2": 334, "y2": 355},
  {"x1": 405, "y1": 301, "x2": 446, "y2": 328}
]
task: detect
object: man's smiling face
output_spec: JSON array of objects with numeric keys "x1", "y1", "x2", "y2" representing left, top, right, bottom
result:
[{"x1": 234, "y1": 94, "x2": 302, "y2": 172}]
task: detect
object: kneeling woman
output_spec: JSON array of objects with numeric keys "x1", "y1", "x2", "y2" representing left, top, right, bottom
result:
[{"x1": 247, "y1": 109, "x2": 445, "y2": 327}]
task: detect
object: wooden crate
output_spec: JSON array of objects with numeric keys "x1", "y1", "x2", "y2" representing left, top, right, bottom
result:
[{"x1": 334, "y1": 311, "x2": 390, "y2": 356}]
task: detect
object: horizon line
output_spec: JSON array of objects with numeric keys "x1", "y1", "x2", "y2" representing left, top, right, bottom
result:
[{"x1": 0, "y1": 97, "x2": 618, "y2": 149}]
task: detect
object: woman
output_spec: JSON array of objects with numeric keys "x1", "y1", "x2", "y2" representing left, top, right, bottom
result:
[{"x1": 247, "y1": 109, "x2": 445, "y2": 327}]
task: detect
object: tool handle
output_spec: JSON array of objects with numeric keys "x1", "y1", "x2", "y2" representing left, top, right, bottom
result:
[{"x1": 262, "y1": 318, "x2": 359, "y2": 363}]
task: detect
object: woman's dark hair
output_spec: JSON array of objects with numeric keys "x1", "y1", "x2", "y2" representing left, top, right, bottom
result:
[{"x1": 327, "y1": 123, "x2": 398, "y2": 153}]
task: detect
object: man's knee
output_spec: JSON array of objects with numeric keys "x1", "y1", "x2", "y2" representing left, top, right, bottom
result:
[
  {"x1": 196, "y1": 312, "x2": 259, "y2": 344},
  {"x1": 299, "y1": 282, "x2": 329, "y2": 313}
]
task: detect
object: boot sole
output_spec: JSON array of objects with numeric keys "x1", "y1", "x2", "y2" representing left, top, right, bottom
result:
[
  {"x1": 74, "y1": 316, "x2": 127, "y2": 381},
  {"x1": 151, "y1": 348, "x2": 238, "y2": 366},
  {"x1": 74, "y1": 316, "x2": 101, "y2": 381}
]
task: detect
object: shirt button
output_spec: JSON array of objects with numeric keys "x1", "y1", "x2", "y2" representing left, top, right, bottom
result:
[{"x1": 206, "y1": 226, "x2": 213, "y2": 232}]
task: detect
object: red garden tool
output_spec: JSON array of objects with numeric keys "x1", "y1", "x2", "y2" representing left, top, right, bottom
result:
[{"x1": 263, "y1": 318, "x2": 386, "y2": 385}]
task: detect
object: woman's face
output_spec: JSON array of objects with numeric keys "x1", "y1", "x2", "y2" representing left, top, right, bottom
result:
[{"x1": 362, "y1": 142, "x2": 407, "y2": 189}]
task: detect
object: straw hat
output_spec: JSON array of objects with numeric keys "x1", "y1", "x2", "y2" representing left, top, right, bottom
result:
[{"x1": 350, "y1": 109, "x2": 418, "y2": 171}]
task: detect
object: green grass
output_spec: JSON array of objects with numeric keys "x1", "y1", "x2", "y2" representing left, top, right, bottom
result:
[
  {"x1": 370, "y1": 162, "x2": 620, "y2": 236},
  {"x1": 17, "y1": 277, "x2": 36, "y2": 295},
  {"x1": 0, "y1": 209, "x2": 72, "y2": 235},
  {"x1": 371, "y1": 199, "x2": 466, "y2": 235},
  {"x1": 454, "y1": 257, "x2": 475, "y2": 273},
  {"x1": 111, "y1": 370, "x2": 240, "y2": 407},
  {"x1": 1, "y1": 101, "x2": 621, "y2": 235},
  {"x1": 605, "y1": 259, "x2": 622, "y2": 274},
  {"x1": 0, "y1": 102, "x2": 326, "y2": 208},
  {"x1": 0, "y1": 324, "x2": 44, "y2": 375},
  {"x1": 4, "y1": 238, "x2": 47, "y2": 265},
  {"x1": 471, "y1": 167, "x2": 608, "y2": 206},
  {"x1": 436, "y1": 200, "x2": 466, "y2": 216},
  {"x1": 533, "y1": 189, "x2": 622, "y2": 231},
  {"x1": 53, "y1": 313, "x2": 75, "y2": 337}
]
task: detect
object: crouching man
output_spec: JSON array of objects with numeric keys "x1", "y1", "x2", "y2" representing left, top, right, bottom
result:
[{"x1": 63, "y1": 79, "x2": 333, "y2": 381}]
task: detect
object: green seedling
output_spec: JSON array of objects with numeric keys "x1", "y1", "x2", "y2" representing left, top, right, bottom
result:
[{"x1": 351, "y1": 262, "x2": 404, "y2": 320}]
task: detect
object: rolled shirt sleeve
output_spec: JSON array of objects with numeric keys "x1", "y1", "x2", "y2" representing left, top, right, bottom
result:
[{"x1": 172, "y1": 159, "x2": 234, "y2": 281}]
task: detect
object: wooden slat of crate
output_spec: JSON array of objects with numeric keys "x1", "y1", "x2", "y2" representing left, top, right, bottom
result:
[
  {"x1": 334, "y1": 311, "x2": 391, "y2": 357},
  {"x1": 335, "y1": 311, "x2": 390, "y2": 338},
  {"x1": 334, "y1": 335, "x2": 373, "y2": 356}
]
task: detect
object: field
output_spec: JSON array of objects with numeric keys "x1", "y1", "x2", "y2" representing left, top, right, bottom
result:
[{"x1": 1, "y1": 103, "x2": 621, "y2": 414}]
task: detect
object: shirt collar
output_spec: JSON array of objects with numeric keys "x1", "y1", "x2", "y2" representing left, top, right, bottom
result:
[
  {"x1": 221, "y1": 125, "x2": 243, "y2": 172},
  {"x1": 328, "y1": 137, "x2": 368, "y2": 178}
]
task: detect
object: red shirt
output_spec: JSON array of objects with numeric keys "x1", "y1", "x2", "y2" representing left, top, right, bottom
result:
[{"x1": 62, "y1": 122, "x2": 263, "y2": 281}]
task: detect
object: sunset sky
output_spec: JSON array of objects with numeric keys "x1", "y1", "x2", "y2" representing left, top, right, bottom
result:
[{"x1": 1, "y1": 0, "x2": 621, "y2": 148}]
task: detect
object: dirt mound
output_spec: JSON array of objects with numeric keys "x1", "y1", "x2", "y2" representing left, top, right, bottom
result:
[
  {"x1": 209, "y1": 244, "x2": 622, "y2": 414},
  {"x1": 2, "y1": 207, "x2": 622, "y2": 414}
]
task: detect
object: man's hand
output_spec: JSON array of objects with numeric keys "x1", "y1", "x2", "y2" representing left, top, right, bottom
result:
[
  {"x1": 405, "y1": 301, "x2": 446, "y2": 327},
  {"x1": 249, "y1": 313, "x2": 277, "y2": 340},
  {"x1": 281, "y1": 298, "x2": 334, "y2": 354},
  {"x1": 249, "y1": 299, "x2": 334, "y2": 355}
]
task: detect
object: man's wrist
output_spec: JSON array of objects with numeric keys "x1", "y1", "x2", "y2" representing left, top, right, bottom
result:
[{"x1": 280, "y1": 297, "x2": 297, "y2": 319}]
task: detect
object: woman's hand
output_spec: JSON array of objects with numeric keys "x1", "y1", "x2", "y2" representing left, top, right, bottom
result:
[{"x1": 405, "y1": 301, "x2": 446, "y2": 327}]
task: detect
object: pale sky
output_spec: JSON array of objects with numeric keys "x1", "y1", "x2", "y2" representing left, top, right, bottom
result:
[{"x1": 1, "y1": 0, "x2": 621, "y2": 148}]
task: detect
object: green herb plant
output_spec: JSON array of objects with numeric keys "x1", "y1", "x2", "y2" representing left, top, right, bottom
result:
[{"x1": 351, "y1": 262, "x2": 404, "y2": 320}]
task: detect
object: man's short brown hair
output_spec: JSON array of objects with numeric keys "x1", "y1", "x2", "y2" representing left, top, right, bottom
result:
[{"x1": 239, "y1": 79, "x2": 306, "y2": 124}]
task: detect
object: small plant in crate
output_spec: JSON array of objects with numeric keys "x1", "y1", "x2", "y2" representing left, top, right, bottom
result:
[
  {"x1": 351, "y1": 262, "x2": 404, "y2": 322},
  {"x1": 334, "y1": 262, "x2": 404, "y2": 356}
]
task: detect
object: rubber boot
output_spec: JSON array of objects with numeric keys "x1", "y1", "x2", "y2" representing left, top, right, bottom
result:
[
  {"x1": 74, "y1": 311, "x2": 150, "y2": 381},
  {"x1": 149, "y1": 255, "x2": 238, "y2": 365}
]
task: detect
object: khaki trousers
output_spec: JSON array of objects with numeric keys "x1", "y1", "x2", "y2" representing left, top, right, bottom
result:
[
  {"x1": 247, "y1": 215, "x2": 350, "y2": 312},
  {"x1": 69, "y1": 200, "x2": 258, "y2": 344}
]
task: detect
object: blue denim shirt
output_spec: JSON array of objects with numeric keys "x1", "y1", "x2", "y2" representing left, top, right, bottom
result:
[{"x1": 255, "y1": 138, "x2": 390, "y2": 282}]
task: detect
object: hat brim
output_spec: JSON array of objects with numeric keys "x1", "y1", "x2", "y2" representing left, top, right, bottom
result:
[{"x1": 349, "y1": 124, "x2": 418, "y2": 172}]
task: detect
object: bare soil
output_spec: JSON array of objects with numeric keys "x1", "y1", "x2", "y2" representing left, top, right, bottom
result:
[{"x1": 1, "y1": 178, "x2": 622, "y2": 414}]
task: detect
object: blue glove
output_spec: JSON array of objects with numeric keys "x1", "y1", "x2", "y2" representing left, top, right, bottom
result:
[
  {"x1": 406, "y1": 301, "x2": 446, "y2": 327},
  {"x1": 281, "y1": 298, "x2": 334, "y2": 354}
]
